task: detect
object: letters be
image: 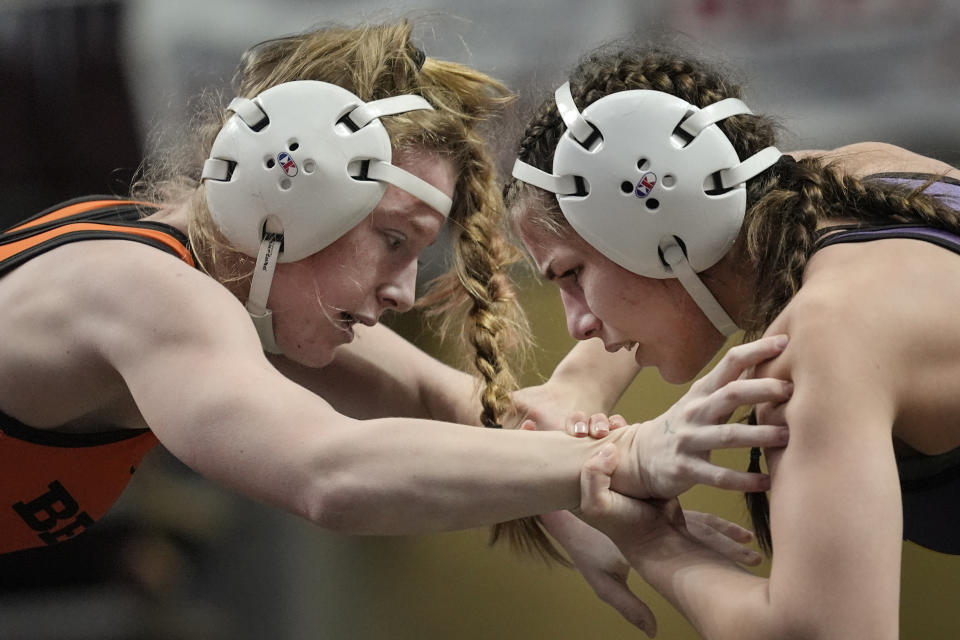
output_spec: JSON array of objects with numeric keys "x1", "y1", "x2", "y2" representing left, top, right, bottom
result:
[{"x1": 12, "y1": 481, "x2": 94, "y2": 545}]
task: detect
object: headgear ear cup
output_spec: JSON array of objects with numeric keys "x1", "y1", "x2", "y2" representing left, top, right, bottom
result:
[
  {"x1": 200, "y1": 80, "x2": 453, "y2": 352},
  {"x1": 202, "y1": 80, "x2": 451, "y2": 261},
  {"x1": 512, "y1": 82, "x2": 780, "y2": 336}
]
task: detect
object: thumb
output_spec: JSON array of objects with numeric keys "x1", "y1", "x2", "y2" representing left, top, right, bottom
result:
[
  {"x1": 580, "y1": 445, "x2": 619, "y2": 519},
  {"x1": 590, "y1": 444, "x2": 620, "y2": 474}
]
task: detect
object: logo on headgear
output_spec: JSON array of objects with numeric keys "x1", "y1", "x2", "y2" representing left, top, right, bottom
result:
[
  {"x1": 634, "y1": 172, "x2": 656, "y2": 198},
  {"x1": 277, "y1": 152, "x2": 298, "y2": 177}
]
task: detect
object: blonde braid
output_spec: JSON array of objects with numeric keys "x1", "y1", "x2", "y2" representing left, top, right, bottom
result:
[
  {"x1": 742, "y1": 159, "x2": 960, "y2": 553},
  {"x1": 740, "y1": 158, "x2": 826, "y2": 338},
  {"x1": 237, "y1": 22, "x2": 535, "y2": 430},
  {"x1": 419, "y1": 134, "x2": 530, "y2": 428}
]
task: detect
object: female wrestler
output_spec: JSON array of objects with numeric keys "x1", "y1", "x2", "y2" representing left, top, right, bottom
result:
[
  {"x1": 0, "y1": 21, "x2": 789, "y2": 591},
  {"x1": 509, "y1": 42, "x2": 960, "y2": 638}
]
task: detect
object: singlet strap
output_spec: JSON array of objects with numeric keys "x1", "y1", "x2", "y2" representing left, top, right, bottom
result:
[
  {"x1": 0, "y1": 411, "x2": 152, "y2": 448},
  {"x1": 862, "y1": 172, "x2": 960, "y2": 188},
  {"x1": 3, "y1": 196, "x2": 149, "y2": 234},
  {"x1": 1, "y1": 197, "x2": 195, "y2": 274},
  {"x1": 814, "y1": 224, "x2": 960, "y2": 254}
]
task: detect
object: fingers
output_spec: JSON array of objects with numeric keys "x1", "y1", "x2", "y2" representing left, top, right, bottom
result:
[
  {"x1": 699, "y1": 334, "x2": 789, "y2": 393},
  {"x1": 609, "y1": 414, "x2": 629, "y2": 431},
  {"x1": 582, "y1": 445, "x2": 618, "y2": 484},
  {"x1": 567, "y1": 411, "x2": 588, "y2": 437},
  {"x1": 680, "y1": 422, "x2": 789, "y2": 452},
  {"x1": 589, "y1": 413, "x2": 610, "y2": 438},
  {"x1": 568, "y1": 413, "x2": 628, "y2": 438},
  {"x1": 591, "y1": 575, "x2": 658, "y2": 637},
  {"x1": 757, "y1": 401, "x2": 787, "y2": 426},
  {"x1": 684, "y1": 512, "x2": 763, "y2": 567},
  {"x1": 698, "y1": 378, "x2": 793, "y2": 424},
  {"x1": 684, "y1": 510, "x2": 754, "y2": 543},
  {"x1": 680, "y1": 457, "x2": 772, "y2": 493}
]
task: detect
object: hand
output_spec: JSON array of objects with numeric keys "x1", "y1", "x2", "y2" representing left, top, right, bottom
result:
[
  {"x1": 613, "y1": 335, "x2": 793, "y2": 499},
  {"x1": 539, "y1": 511, "x2": 658, "y2": 637},
  {"x1": 510, "y1": 380, "x2": 591, "y2": 432},
  {"x1": 509, "y1": 341, "x2": 640, "y2": 432},
  {"x1": 511, "y1": 383, "x2": 630, "y2": 436},
  {"x1": 580, "y1": 446, "x2": 763, "y2": 561},
  {"x1": 579, "y1": 446, "x2": 684, "y2": 553}
]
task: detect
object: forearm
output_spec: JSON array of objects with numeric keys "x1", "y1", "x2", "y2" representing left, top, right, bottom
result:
[
  {"x1": 624, "y1": 525, "x2": 897, "y2": 640},
  {"x1": 623, "y1": 531, "x2": 779, "y2": 640},
  {"x1": 299, "y1": 417, "x2": 629, "y2": 534}
]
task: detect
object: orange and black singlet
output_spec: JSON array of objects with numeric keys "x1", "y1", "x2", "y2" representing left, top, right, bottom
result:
[{"x1": 0, "y1": 195, "x2": 195, "y2": 555}]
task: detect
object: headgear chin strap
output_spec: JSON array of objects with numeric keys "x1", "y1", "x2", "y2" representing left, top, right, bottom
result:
[
  {"x1": 201, "y1": 80, "x2": 453, "y2": 353},
  {"x1": 512, "y1": 82, "x2": 780, "y2": 337}
]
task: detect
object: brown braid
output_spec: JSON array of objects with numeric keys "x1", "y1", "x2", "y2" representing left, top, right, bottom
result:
[
  {"x1": 507, "y1": 43, "x2": 960, "y2": 558},
  {"x1": 742, "y1": 159, "x2": 960, "y2": 339},
  {"x1": 742, "y1": 160, "x2": 960, "y2": 552},
  {"x1": 417, "y1": 121, "x2": 558, "y2": 563}
]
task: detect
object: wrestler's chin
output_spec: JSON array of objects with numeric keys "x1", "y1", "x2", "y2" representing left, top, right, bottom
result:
[
  {"x1": 645, "y1": 356, "x2": 700, "y2": 386},
  {"x1": 278, "y1": 340, "x2": 339, "y2": 369}
]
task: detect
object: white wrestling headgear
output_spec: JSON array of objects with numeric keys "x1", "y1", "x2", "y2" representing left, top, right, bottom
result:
[
  {"x1": 201, "y1": 80, "x2": 452, "y2": 353},
  {"x1": 512, "y1": 82, "x2": 780, "y2": 336}
]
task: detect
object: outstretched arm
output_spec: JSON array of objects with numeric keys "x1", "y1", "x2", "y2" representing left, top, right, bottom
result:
[{"x1": 66, "y1": 243, "x2": 791, "y2": 537}]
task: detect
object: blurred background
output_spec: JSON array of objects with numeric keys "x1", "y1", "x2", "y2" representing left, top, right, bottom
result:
[{"x1": 1, "y1": 0, "x2": 959, "y2": 638}]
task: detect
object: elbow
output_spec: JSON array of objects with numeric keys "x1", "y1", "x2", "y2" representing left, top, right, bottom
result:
[
  {"x1": 296, "y1": 469, "x2": 390, "y2": 534},
  {"x1": 297, "y1": 473, "x2": 361, "y2": 533},
  {"x1": 748, "y1": 604, "x2": 897, "y2": 640},
  {"x1": 708, "y1": 585, "x2": 888, "y2": 640}
]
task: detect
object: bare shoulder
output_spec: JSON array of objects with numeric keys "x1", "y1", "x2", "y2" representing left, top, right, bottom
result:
[
  {"x1": 33, "y1": 239, "x2": 251, "y2": 350},
  {"x1": 0, "y1": 238, "x2": 259, "y2": 427},
  {"x1": 758, "y1": 238, "x2": 960, "y2": 436},
  {"x1": 791, "y1": 142, "x2": 960, "y2": 180},
  {"x1": 752, "y1": 276, "x2": 899, "y2": 455},
  {"x1": 760, "y1": 276, "x2": 888, "y2": 378},
  {"x1": 789, "y1": 240, "x2": 959, "y2": 356}
]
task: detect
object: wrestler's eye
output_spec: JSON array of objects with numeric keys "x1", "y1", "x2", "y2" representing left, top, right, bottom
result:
[{"x1": 383, "y1": 231, "x2": 406, "y2": 250}]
